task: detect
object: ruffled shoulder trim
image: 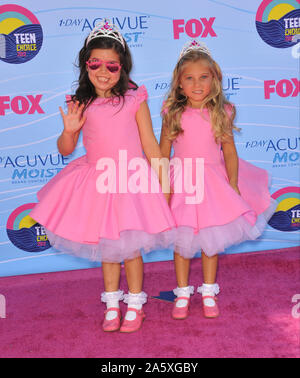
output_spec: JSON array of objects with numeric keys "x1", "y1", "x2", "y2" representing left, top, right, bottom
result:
[
  {"x1": 129, "y1": 84, "x2": 148, "y2": 112},
  {"x1": 135, "y1": 84, "x2": 148, "y2": 103}
]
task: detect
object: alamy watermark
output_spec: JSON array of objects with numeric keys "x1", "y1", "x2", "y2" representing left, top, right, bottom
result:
[
  {"x1": 95, "y1": 150, "x2": 205, "y2": 204},
  {"x1": 291, "y1": 293, "x2": 300, "y2": 319},
  {"x1": 0, "y1": 294, "x2": 6, "y2": 318}
]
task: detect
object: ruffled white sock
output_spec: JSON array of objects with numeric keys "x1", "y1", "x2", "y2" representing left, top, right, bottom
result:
[
  {"x1": 197, "y1": 283, "x2": 220, "y2": 307},
  {"x1": 173, "y1": 286, "x2": 194, "y2": 308},
  {"x1": 101, "y1": 290, "x2": 124, "y2": 321},
  {"x1": 123, "y1": 291, "x2": 147, "y2": 321}
]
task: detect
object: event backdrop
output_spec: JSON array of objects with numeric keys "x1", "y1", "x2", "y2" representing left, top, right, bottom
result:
[{"x1": 0, "y1": 0, "x2": 299, "y2": 277}]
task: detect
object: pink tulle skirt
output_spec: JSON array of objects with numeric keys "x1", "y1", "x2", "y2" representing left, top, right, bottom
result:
[
  {"x1": 30, "y1": 154, "x2": 176, "y2": 263},
  {"x1": 173, "y1": 197, "x2": 277, "y2": 258},
  {"x1": 169, "y1": 156, "x2": 277, "y2": 258},
  {"x1": 45, "y1": 227, "x2": 175, "y2": 263}
]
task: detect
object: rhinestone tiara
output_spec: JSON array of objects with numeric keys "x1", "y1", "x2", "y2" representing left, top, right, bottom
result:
[
  {"x1": 86, "y1": 19, "x2": 125, "y2": 49},
  {"x1": 179, "y1": 39, "x2": 211, "y2": 60}
]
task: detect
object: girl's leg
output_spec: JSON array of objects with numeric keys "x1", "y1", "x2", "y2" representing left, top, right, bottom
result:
[
  {"x1": 201, "y1": 252, "x2": 218, "y2": 284},
  {"x1": 124, "y1": 255, "x2": 143, "y2": 293},
  {"x1": 101, "y1": 262, "x2": 123, "y2": 328},
  {"x1": 120, "y1": 254, "x2": 147, "y2": 332},
  {"x1": 174, "y1": 251, "x2": 191, "y2": 287},
  {"x1": 102, "y1": 262, "x2": 121, "y2": 292},
  {"x1": 198, "y1": 252, "x2": 220, "y2": 317},
  {"x1": 172, "y1": 252, "x2": 194, "y2": 319}
]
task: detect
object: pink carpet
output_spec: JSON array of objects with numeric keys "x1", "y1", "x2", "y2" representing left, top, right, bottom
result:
[{"x1": 0, "y1": 247, "x2": 299, "y2": 358}]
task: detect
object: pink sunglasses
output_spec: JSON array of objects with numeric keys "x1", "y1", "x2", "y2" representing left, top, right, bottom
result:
[{"x1": 86, "y1": 58, "x2": 122, "y2": 73}]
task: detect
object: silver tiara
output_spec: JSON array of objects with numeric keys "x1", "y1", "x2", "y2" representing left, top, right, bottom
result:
[
  {"x1": 86, "y1": 19, "x2": 125, "y2": 49},
  {"x1": 179, "y1": 39, "x2": 211, "y2": 60}
]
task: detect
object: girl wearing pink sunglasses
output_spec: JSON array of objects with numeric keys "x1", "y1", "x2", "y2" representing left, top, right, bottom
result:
[{"x1": 30, "y1": 20, "x2": 175, "y2": 334}]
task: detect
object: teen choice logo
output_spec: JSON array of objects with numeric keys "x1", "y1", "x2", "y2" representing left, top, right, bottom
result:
[
  {"x1": 256, "y1": 0, "x2": 300, "y2": 48},
  {"x1": 6, "y1": 203, "x2": 50, "y2": 252},
  {"x1": 0, "y1": 4, "x2": 43, "y2": 64},
  {"x1": 268, "y1": 186, "x2": 300, "y2": 231}
]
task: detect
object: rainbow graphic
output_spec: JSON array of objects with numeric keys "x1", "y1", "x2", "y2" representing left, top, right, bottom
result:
[
  {"x1": 0, "y1": 4, "x2": 43, "y2": 64},
  {"x1": 268, "y1": 187, "x2": 300, "y2": 231},
  {"x1": 256, "y1": 0, "x2": 300, "y2": 48},
  {"x1": 6, "y1": 203, "x2": 50, "y2": 252}
]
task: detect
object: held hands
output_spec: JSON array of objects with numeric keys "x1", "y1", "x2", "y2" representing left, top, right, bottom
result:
[{"x1": 59, "y1": 101, "x2": 86, "y2": 135}]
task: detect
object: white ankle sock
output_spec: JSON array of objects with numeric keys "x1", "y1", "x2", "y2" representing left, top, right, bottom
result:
[
  {"x1": 105, "y1": 302, "x2": 119, "y2": 320},
  {"x1": 125, "y1": 305, "x2": 142, "y2": 321},
  {"x1": 124, "y1": 291, "x2": 147, "y2": 321},
  {"x1": 197, "y1": 283, "x2": 220, "y2": 307},
  {"x1": 101, "y1": 290, "x2": 123, "y2": 321},
  {"x1": 173, "y1": 286, "x2": 194, "y2": 308}
]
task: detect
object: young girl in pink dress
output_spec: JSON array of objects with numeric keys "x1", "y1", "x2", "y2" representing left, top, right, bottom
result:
[
  {"x1": 160, "y1": 40, "x2": 277, "y2": 319},
  {"x1": 30, "y1": 20, "x2": 175, "y2": 333}
]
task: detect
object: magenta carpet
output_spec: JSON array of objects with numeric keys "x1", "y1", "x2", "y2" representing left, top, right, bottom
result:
[{"x1": 0, "y1": 247, "x2": 299, "y2": 358}]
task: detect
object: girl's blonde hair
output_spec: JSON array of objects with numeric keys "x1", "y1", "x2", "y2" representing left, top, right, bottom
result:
[{"x1": 162, "y1": 50, "x2": 239, "y2": 142}]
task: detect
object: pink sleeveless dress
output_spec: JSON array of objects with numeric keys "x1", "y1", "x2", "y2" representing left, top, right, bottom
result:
[
  {"x1": 169, "y1": 107, "x2": 277, "y2": 257},
  {"x1": 30, "y1": 86, "x2": 175, "y2": 262}
]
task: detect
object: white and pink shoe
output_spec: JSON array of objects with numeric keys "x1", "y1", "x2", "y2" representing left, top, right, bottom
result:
[
  {"x1": 120, "y1": 291, "x2": 147, "y2": 333},
  {"x1": 101, "y1": 290, "x2": 124, "y2": 332},
  {"x1": 172, "y1": 286, "x2": 194, "y2": 320},
  {"x1": 197, "y1": 283, "x2": 220, "y2": 318}
]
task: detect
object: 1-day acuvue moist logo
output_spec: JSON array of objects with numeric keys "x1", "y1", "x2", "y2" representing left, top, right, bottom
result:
[
  {"x1": 256, "y1": 0, "x2": 300, "y2": 48},
  {"x1": 0, "y1": 4, "x2": 43, "y2": 64}
]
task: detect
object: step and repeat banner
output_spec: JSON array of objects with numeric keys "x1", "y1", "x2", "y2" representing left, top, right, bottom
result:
[{"x1": 0, "y1": 0, "x2": 299, "y2": 277}]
